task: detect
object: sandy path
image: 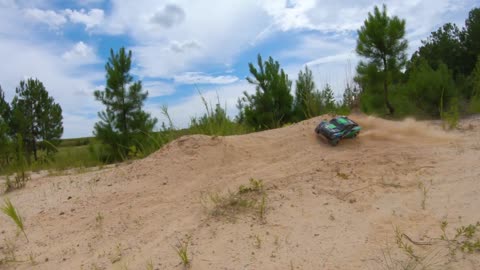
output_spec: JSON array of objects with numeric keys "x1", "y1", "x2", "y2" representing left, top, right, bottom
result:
[{"x1": 1, "y1": 115, "x2": 480, "y2": 270}]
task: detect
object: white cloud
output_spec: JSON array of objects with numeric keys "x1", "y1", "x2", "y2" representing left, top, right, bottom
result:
[
  {"x1": 65, "y1": 8, "x2": 104, "y2": 29},
  {"x1": 62, "y1": 41, "x2": 98, "y2": 64},
  {"x1": 261, "y1": 0, "x2": 317, "y2": 31},
  {"x1": 150, "y1": 4, "x2": 185, "y2": 28},
  {"x1": 101, "y1": 0, "x2": 270, "y2": 77},
  {"x1": 170, "y1": 40, "x2": 202, "y2": 53},
  {"x1": 62, "y1": 113, "x2": 97, "y2": 138},
  {"x1": 174, "y1": 72, "x2": 239, "y2": 85},
  {"x1": 305, "y1": 53, "x2": 357, "y2": 67},
  {"x1": 22, "y1": 7, "x2": 105, "y2": 31},
  {"x1": 24, "y1": 8, "x2": 67, "y2": 28},
  {"x1": 143, "y1": 81, "x2": 175, "y2": 97}
]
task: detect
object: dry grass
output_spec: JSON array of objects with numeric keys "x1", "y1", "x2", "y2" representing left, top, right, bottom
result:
[{"x1": 201, "y1": 178, "x2": 267, "y2": 221}]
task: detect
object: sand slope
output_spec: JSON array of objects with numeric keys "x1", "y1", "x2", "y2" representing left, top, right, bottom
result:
[{"x1": 1, "y1": 114, "x2": 480, "y2": 270}]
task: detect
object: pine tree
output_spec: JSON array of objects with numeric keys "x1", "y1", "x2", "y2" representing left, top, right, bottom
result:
[
  {"x1": 10, "y1": 79, "x2": 63, "y2": 162},
  {"x1": 320, "y1": 84, "x2": 336, "y2": 113},
  {"x1": 0, "y1": 85, "x2": 10, "y2": 134},
  {"x1": 0, "y1": 85, "x2": 12, "y2": 166},
  {"x1": 463, "y1": 8, "x2": 480, "y2": 74},
  {"x1": 356, "y1": 4, "x2": 408, "y2": 115},
  {"x1": 238, "y1": 54, "x2": 293, "y2": 130},
  {"x1": 294, "y1": 66, "x2": 318, "y2": 120},
  {"x1": 94, "y1": 47, "x2": 157, "y2": 160},
  {"x1": 342, "y1": 83, "x2": 359, "y2": 108}
]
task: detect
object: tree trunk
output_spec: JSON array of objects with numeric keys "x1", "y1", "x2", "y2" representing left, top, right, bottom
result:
[
  {"x1": 383, "y1": 57, "x2": 395, "y2": 115},
  {"x1": 33, "y1": 138, "x2": 37, "y2": 161}
]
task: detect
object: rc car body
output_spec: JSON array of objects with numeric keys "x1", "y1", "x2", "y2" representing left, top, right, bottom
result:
[{"x1": 314, "y1": 116, "x2": 361, "y2": 146}]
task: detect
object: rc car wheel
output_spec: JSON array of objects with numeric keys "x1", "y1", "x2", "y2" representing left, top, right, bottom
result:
[{"x1": 329, "y1": 139, "x2": 339, "y2": 146}]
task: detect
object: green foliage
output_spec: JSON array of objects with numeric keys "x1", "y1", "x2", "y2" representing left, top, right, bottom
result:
[
  {"x1": 342, "y1": 83, "x2": 359, "y2": 109},
  {"x1": 440, "y1": 221, "x2": 480, "y2": 256},
  {"x1": 410, "y1": 23, "x2": 467, "y2": 79},
  {"x1": 238, "y1": 178, "x2": 264, "y2": 194},
  {"x1": 356, "y1": 4, "x2": 408, "y2": 115},
  {"x1": 10, "y1": 79, "x2": 63, "y2": 162},
  {"x1": 173, "y1": 236, "x2": 191, "y2": 268},
  {"x1": 4, "y1": 134, "x2": 31, "y2": 192},
  {"x1": 320, "y1": 83, "x2": 336, "y2": 113},
  {"x1": 469, "y1": 57, "x2": 480, "y2": 113},
  {"x1": 387, "y1": 84, "x2": 417, "y2": 117},
  {"x1": 463, "y1": 8, "x2": 480, "y2": 74},
  {"x1": 58, "y1": 137, "x2": 92, "y2": 147},
  {"x1": 408, "y1": 7, "x2": 480, "y2": 100},
  {"x1": 406, "y1": 60, "x2": 457, "y2": 117},
  {"x1": 189, "y1": 93, "x2": 249, "y2": 136},
  {"x1": 442, "y1": 97, "x2": 460, "y2": 130},
  {"x1": 0, "y1": 86, "x2": 13, "y2": 167},
  {"x1": 293, "y1": 66, "x2": 321, "y2": 120},
  {"x1": 202, "y1": 178, "x2": 266, "y2": 221},
  {"x1": 469, "y1": 95, "x2": 480, "y2": 114},
  {"x1": 356, "y1": 63, "x2": 386, "y2": 115},
  {"x1": 1, "y1": 198, "x2": 28, "y2": 242},
  {"x1": 238, "y1": 54, "x2": 294, "y2": 130},
  {"x1": 94, "y1": 47, "x2": 157, "y2": 161},
  {"x1": 293, "y1": 66, "x2": 349, "y2": 121}
]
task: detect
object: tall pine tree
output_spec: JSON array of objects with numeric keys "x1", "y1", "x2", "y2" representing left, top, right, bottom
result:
[
  {"x1": 294, "y1": 66, "x2": 319, "y2": 120},
  {"x1": 10, "y1": 79, "x2": 63, "y2": 162},
  {"x1": 356, "y1": 4, "x2": 408, "y2": 115},
  {"x1": 94, "y1": 47, "x2": 157, "y2": 160},
  {"x1": 238, "y1": 54, "x2": 293, "y2": 130},
  {"x1": 320, "y1": 84, "x2": 336, "y2": 113},
  {"x1": 0, "y1": 85, "x2": 12, "y2": 165}
]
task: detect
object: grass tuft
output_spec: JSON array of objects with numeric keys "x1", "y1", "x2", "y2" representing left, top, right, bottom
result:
[
  {"x1": 202, "y1": 178, "x2": 267, "y2": 221},
  {"x1": 1, "y1": 198, "x2": 28, "y2": 242},
  {"x1": 173, "y1": 235, "x2": 191, "y2": 268}
]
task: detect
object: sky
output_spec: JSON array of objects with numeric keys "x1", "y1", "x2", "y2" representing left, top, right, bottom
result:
[{"x1": 0, "y1": 0, "x2": 477, "y2": 138}]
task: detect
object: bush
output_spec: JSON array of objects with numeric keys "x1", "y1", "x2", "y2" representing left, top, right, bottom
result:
[
  {"x1": 469, "y1": 95, "x2": 480, "y2": 113},
  {"x1": 190, "y1": 94, "x2": 249, "y2": 136},
  {"x1": 406, "y1": 60, "x2": 457, "y2": 117},
  {"x1": 443, "y1": 97, "x2": 460, "y2": 129},
  {"x1": 238, "y1": 54, "x2": 294, "y2": 130}
]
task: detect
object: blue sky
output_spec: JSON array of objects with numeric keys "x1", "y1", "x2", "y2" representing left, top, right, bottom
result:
[{"x1": 0, "y1": 0, "x2": 477, "y2": 138}]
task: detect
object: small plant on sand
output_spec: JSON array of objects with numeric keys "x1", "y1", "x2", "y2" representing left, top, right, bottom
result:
[
  {"x1": 4, "y1": 135, "x2": 30, "y2": 193},
  {"x1": 382, "y1": 221, "x2": 480, "y2": 269},
  {"x1": 238, "y1": 178, "x2": 264, "y2": 194},
  {"x1": 417, "y1": 181, "x2": 431, "y2": 210},
  {"x1": 253, "y1": 234, "x2": 262, "y2": 249},
  {"x1": 110, "y1": 243, "x2": 123, "y2": 264},
  {"x1": 28, "y1": 252, "x2": 37, "y2": 265},
  {"x1": 440, "y1": 221, "x2": 480, "y2": 256},
  {"x1": 4, "y1": 171, "x2": 30, "y2": 193},
  {"x1": 95, "y1": 212, "x2": 104, "y2": 225},
  {"x1": 202, "y1": 178, "x2": 266, "y2": 221},
  {"x1": 1, "y1": 198, "x2": 28, "y2": 242},
  {"x1": 173, "y1": 235, "x2": 191, "y2": 268},
  {"x1": 259, "y1": 193, "x2": 267, "y2": 222},
  {"x1": 394, "y1": 226, "x2": 417, "y2": 261},
  {"x1": 145, "y1": 259, "x2": 154, "y2": 270},
  {"x1": 378, "y1": 227, "x2": 440, "y2": 270}
]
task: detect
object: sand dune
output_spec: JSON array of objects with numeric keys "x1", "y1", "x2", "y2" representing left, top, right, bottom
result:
[{"x1": 1, "y1": 114, "x2": 479, "y2": 269}]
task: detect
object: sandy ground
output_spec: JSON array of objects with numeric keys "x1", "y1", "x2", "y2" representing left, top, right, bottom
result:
[{"x1": 1, "y1": 114, "x2": 480, "y2": 270}]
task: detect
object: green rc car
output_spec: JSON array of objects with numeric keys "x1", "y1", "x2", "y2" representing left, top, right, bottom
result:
[{"x1": 314, "y1": 116, "x2": 361, "y2": 146}]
